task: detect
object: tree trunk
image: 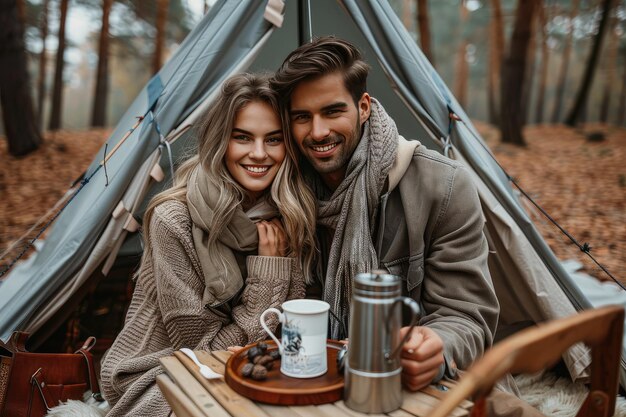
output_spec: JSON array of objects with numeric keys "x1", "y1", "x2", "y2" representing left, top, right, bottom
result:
[
  {"x1": 599, "y1": 10, "x2": 617, "y2": 124},
  {"x1": 0, "y1": 0, "x2": 42, "y2": 156},
  {"x1": 417, "y1": 0, "x2": 435, "y2": 66},
  {"x1": 534, "y1": 1, "x2": 550, "y2": 124},
  {"x1": 617, "y1": 50, "x2": 626, "y2": 127},
  {"x1": 15, "y1": 0, "x2": 25, "y2": 24},
  {"x1": 454, "y1": 1, "x2": 469, "y2": 108},
  {"x1": 15, "y1": 0, "x2": 26, "y2": 70},
  {"x1": 521, "y1": 1, "x2": 539, "y2": 124},
  {"x1": 500, "y1": 0, "x2": 538, "y2": 146},
  {"x1": 37, "y1": 0, "x2": 49, "y2": 128},
  {"x1": 551, "y1": 0, "x2": 579, "y2": 123},
  {"x1": 91, "y1": 0, "x2": 112, "y2": 127},
  {"x1": 488, "y1": 0, "x2": 505, "y2": 125},
  {"x1": 49, "y1": 0, "x2": 68, "y2": 131},
  {"x1": 152, "y1": 0, "x2": 169, "y2": 74},
  {"x1": 618, "y1": 48, "x2": 626, "y2": 126},
  {"x1": 565, "y1": 0, "x2": 614, "y2": 126}
]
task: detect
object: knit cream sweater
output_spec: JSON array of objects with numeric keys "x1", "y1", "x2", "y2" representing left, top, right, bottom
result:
[{"x1": 100, "y1": 199, "x2": 304, "y2": 417}]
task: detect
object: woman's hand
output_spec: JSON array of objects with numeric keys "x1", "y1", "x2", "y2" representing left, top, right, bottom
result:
[
  {"x1": 227, "y1": 346, "x2": 244, "y2": 353},
  {"x1": 257, "y1": 218, "x2": 288, "y2": 257}
]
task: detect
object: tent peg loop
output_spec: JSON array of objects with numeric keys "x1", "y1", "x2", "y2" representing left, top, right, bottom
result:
[
  {"x1": 449, "y1": 112, "x2": 462, "y2": 122},
  {"x1": 159, "y1": 139, "x2": 175, "y2": 183},
  {"x1": 150, "y1": 111, "x2": 176, "y2": 182}
]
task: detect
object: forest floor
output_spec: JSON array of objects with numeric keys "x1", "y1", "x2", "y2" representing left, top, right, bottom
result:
[
  {"x1": 474, "y1": 121, "x2": 625, "y2": 284},
  {"x1": 0, "y1": 123, "x2": 624, "y2": 285}
]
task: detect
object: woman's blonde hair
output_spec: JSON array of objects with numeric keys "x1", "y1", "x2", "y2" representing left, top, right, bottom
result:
[{"x1": 141, "y1": 73, "x2": 316, "y2": 283}]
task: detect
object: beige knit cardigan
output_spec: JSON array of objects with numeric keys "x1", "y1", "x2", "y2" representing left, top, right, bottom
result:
[{"x1": 100, "y1": 199, "x2": 305, "y2": 417}]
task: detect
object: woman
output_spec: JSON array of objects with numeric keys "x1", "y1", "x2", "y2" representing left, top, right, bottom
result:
[{"x1": 100, "y1": 73, "x2": 316, "y2": 416}]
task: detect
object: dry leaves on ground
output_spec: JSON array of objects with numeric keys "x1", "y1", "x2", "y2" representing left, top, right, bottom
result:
[
  {"x1": 475, "y1": 122, "x2": 625, "y2": 283},
  {"x1": 0, "y1": 129, "x2": 111, "y2": 264}
]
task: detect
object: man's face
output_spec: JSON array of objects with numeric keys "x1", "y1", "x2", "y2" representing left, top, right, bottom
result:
[{"x1": 289, "y1": 72, "x2": 370, "y2": 189}]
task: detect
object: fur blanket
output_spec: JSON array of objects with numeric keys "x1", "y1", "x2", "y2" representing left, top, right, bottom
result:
[
  {"x1": 44, "y1": 391, "x2": 109, "y2": 417},
  {"x1": 516, "y1": 372, "x2": 626, "y2": 417}
]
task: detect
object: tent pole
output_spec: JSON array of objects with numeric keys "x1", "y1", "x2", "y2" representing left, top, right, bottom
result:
[{"x1": 298, "y1": 0, "x2": 312, "y2": 45}]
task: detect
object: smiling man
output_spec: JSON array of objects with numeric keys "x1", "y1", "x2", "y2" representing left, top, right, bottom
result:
[
  {"x1": 271, "y1": 36, "x2": 500, "y2": 390},
  {"x1": 288, "y1": 71, "x2": 366, "y2": 190}
]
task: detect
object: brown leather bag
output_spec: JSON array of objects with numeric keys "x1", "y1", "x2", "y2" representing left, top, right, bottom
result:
[{"x1": 0, "y1": 332, "x2": 103, "y2": 417}]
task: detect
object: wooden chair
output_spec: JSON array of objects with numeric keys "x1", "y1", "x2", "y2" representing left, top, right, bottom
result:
[{"x1": 428, "y1": 305, "x2": 624, "y2": 417}]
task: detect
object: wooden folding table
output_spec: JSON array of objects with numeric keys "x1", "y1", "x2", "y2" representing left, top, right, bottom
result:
[{"x1": 157, "y1": 350, "x2": 473, "y2": 417}]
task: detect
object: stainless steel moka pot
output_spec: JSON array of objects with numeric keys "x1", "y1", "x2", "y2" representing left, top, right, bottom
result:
[{"x1": 344, "y1": 271, "x2": 421, "y2": 414}]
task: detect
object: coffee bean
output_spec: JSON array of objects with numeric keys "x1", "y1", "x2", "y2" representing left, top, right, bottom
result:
[
  {"x1": 251, "y1": 364, "x2": 268, "y2": 380},
  {"x1": 269, "y1": 350, "x2": 281, "y2": 360},
  {"x1": 247, "y1": 346, "x2": 261, "y2": 361},
  {"x1": 241, "y1": 363, "x2": 254, "y2": 377}
]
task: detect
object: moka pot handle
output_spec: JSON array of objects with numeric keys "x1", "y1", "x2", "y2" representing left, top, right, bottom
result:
[{"x1": 385, "y1": 297, "x2": 421, "y2": 362}]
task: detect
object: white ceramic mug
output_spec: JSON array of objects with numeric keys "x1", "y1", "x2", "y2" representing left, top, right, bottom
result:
[{"x1": 260, "y1": 299, "x2": 330, "y2": 378}]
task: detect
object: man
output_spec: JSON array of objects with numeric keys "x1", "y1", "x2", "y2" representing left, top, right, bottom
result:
[{"x1": 270, "y1": 36, "x2": 499, "y2": 391}]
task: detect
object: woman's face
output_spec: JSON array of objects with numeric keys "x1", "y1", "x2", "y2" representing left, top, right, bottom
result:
[{"x1": 226, "y1": 100, "x2": 286, "y2": 198}]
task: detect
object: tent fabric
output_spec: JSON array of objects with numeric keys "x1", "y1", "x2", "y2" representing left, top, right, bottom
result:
[
  {"x1": 25, "y1": 151, "x2": 162, "y2": 337},
  {"x1": 0, "y1": 0, "x2": 620, "y2": 386}
]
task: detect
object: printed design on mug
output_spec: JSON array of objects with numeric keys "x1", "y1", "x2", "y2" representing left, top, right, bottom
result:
[
  {"x1": 283, "y1": 322, "x2": 304, "y2": 355},
  {"x1": 282, "y1": 320, "x2": 325, "y2": 376}
]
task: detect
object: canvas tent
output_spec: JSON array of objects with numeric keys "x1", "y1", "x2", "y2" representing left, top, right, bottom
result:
[{"x1": 0, "y1": 0, "x2": 621, "y2": 387}]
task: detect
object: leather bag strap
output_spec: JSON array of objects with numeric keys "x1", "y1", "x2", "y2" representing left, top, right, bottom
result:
[
  {"x1": 9, "y1": 332, "x2": 28, "y2": 352},
  {"x1": 75, "y1": 337, "x2": 103, "y2": 401},
  {"x1": 0, "y1": 331, "x2": 29, "y2": 354}
]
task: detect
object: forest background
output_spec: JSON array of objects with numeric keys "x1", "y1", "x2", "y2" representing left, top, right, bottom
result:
[
  {"x1": 0, "y1": 0, "x2": 625, "y2": 286},
  {"x1": 4, "y1": 0, "x2": 626, "y2": 134}
]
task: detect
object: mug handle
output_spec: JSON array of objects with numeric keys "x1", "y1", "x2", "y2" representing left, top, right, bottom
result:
[
  {"x1": 260, "y1": 307, "x2": 284, "y2": 354},
  {"x1": 386, "y1": 297, "x2": 421, "y2": 361}
]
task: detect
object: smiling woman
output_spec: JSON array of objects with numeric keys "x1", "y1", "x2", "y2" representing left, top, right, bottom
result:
[{"x1": 98, "y1": 73, "x2": 317, "y2": 417}]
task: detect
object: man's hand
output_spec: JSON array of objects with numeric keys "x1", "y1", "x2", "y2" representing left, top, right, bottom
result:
[{"x1": 400, "y1": 326, "x2": 445, "y2": 391}]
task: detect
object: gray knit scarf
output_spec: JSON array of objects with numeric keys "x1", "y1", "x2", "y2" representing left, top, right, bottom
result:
[
  {"x1": 187, "y1": 165, "x2": 279, "y2": 308},
  {"x1": 316, "y1": 99, "x2": 398, "y2": 339}
]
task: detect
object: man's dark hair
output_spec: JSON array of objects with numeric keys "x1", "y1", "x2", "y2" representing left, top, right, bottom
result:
[{"x1": 271, "y1": 36, "x2": 370, "y2": 106}]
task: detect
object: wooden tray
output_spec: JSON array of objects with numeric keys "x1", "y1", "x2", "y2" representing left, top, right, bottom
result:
[{"x1": 224, "y1": 339, "x2": 344, "y2": 405}]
